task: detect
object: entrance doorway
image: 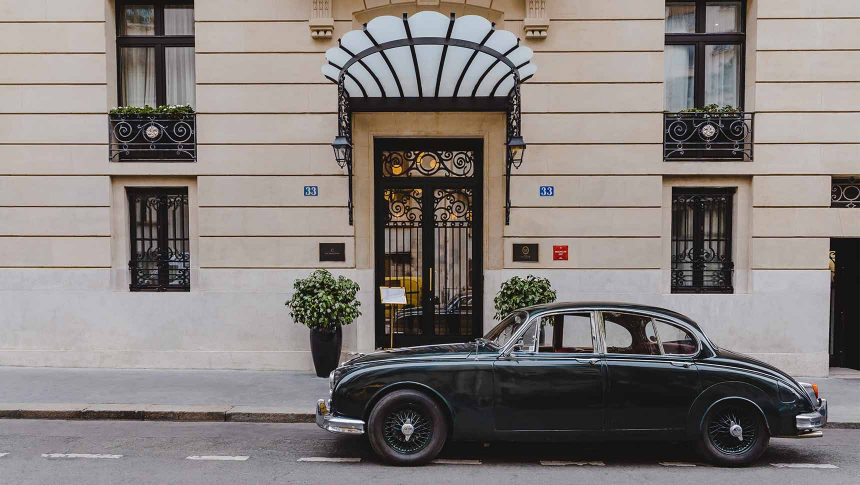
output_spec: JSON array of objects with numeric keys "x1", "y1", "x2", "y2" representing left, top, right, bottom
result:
[
  {"x1": 830, "y1": 239, "x2": 860, "y2": 370},
  {"x1": 374, "y1": 139, "x2": 483, "y2": 348}
]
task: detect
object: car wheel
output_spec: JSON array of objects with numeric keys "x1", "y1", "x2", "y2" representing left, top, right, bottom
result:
[
  {"x1": 698, "y1": 400, "x2": 769, "y2": 467},
  {"x1": 367, "y1": 389, "x2": 448, "y2": 466}
]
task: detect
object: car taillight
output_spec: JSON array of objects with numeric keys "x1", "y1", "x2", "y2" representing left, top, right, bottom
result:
[{"x1": 812, "y1": 383, "x2": 819, "y2": 399}]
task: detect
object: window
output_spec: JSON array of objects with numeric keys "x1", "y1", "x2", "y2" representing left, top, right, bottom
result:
[
  {"x1": 537, "y1": 313, "x2": 595, "y2": 354},
  {"x1": 671, "y1": 188, "x2": 734, "y2": 293},
  {"x1": 665, "y1": 1, "x2": 745, "y2": 111},
  {"x1": 602, "y1": 312, "x2": 661, "y2": 355},
  {"x1": 117, "y1": 1, "x2": 195, "y2": 107},
  {"x1": 127, "y1": 188, "x2": 190, "y2": 291},
  {"x1": 653, "y1": 320, "x2": 698, "y2": 355}
]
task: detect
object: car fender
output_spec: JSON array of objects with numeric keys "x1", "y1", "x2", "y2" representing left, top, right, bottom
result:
[
  {"x1": 363, "y1": 380, "x2": 455, "y2": 430},
  {"x1": 686, "y1": 381, "x2": 777, "y2": 438}
]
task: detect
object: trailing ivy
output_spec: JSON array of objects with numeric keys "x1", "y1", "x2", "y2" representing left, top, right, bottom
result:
[
  {"x1": 109, "y1": 104, "x2": 195, "y2": 118},
  {"x1": 679, "y1": 104, "x2": 740, "y2": 114},
  {"x1": 286, "y1": 269, "x2": 361, "y2": 332},
  {"x1": 493, "y1": 275, "x2": 557, "y2": 320}
]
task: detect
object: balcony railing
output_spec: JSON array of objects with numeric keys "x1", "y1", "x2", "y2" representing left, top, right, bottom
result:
[
  {"x1": 832, "y1": 178, "x2": 860, "y2": 208},
  {"x1": 664, "y1": 112, "x2": 754, "y2": 161},
  {"x1": 109, "y1": 114, "x2": 196, "y2": 162}
]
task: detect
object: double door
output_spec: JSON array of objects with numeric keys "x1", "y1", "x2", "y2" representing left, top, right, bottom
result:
[{"x1": 374, "y1": 139, "x2": 483, "y2": 348}]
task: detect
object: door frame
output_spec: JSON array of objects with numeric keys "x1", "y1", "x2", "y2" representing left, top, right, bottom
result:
[{"x1": 373, "y1": 138, "x2": 484, "y2": 348}]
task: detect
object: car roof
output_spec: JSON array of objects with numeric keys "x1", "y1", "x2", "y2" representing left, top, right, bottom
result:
[{"x1": 520, "y1": 301, "x2": 703, "y2": 332}]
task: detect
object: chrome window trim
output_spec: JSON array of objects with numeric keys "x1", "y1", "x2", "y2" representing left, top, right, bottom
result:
[
  {"x1": 500, "y1": 309, "x2": 600, "y2": 357},
  {"x1": 597, "y1": 309, "x2": 703, "y2": 359}
]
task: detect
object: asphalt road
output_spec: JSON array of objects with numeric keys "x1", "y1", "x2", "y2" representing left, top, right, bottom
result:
[{"x1": 0, "y1": 420, "x2": 857, "y2": 485}]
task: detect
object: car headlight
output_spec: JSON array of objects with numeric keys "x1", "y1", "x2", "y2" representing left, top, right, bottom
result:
[{"x1": 329, "y1": 370, "x2": 336, "y2": 392}]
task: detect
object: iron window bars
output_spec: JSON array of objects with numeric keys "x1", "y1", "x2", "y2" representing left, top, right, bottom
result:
[
  {"x1": 671, "y1": 188, "x2": 735, "y2": 294},
  {"x1": 832, "y1": 178, "x2": 860, "y2": 208},
  {"x1": 127, "y1": 188, "x2": 190, "y2": 292},
  {"x1": 324, "y1": 13, "x2": 531, "y2": 225}
]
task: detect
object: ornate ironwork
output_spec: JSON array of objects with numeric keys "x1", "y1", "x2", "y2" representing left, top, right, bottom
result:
[
  {"x1": 384, "y1": 188, "x2": 423, "y2": 224},
  {"x1": 109, "y1": 114, "x2": 196, "y2": 162},
  {"x1": 127, "y1": 188, "x2": 190, "y2": 292},
  {"x1": 505, "y1": 82, "x2": 523, "y2": 224},
  {"x1": 434, "y1": 188, "x2": 472, "y2": 223},
  {"x1": 832, "y1": 178, "x2": 860, "y2": 208},
  {"x1": 671, "y1": 189, "x2": 734, "y2": 294},
  {"x1": 381, "y1": 150, "x2": 474, "y2": 178},
  {"x1": 664, "y1": 112, "x2": 754, "y2": 161}
]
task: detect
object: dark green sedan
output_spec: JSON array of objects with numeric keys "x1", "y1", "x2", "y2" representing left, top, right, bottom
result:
[{"x1": 316, "y1": 302, "x2": 827, "y2": 466}]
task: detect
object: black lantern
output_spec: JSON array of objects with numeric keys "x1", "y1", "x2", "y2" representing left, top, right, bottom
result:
[
  {"x1": 506, "y1": 135, "x2": 526, "y2": 169},
  {"x1": 331, "y1": 135, "x2": 352, "y2": 169}
]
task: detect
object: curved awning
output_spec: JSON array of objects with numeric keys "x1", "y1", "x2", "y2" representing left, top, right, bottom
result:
[{"x1": 321, "y1": 11, "x2": 536, "y2": 99}]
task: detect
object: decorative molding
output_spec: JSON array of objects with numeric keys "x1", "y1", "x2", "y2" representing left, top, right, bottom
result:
[
  {"x1": 310, "y1": 0, "x2": 334, "y2": 39},
  {"x1": 416, "y1": 0, "x2": 441, "y2": 6},
  {"x1": 523, "y1": 0, "x2": 549, "y2": 39}
]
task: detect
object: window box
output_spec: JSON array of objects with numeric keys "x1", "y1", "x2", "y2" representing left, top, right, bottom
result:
[
  {"x1": 109, "y1": 113, "x2": 196, "y2": 162},
  {"x1": 664, "y1": 111, "x2": 753, "y2": 161}
]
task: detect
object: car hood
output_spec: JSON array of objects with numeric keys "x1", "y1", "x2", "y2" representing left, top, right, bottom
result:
[
  {"x1": 342, "y1": 342, "x2": 476, "y2": 366},
  {"x1": 714, "y1": 347, "x2": 797, "y2": 383}
]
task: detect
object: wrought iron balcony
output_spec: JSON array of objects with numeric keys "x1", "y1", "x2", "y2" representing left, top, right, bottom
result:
[
  {"x1": 664, "y1": 112, "x2": 754, "y2": 161},
  {"x1": 832, "y1": 178, "x2": 860, "y2": 208},
  {"x1": 109, "y1": 114, "x2": 196, "y2": 162}
]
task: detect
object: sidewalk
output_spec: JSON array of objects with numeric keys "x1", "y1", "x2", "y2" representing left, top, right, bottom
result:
[
  {"x1": 0, "y1": 366, "x2": 856, "y2": 426},
  {"x1": 0, "y1": 366, "x2": 328, "y2": 423}
]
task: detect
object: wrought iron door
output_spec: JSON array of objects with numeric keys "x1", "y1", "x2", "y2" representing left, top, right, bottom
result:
[{"x1": 375, "y1": 139, "x2": 483, "y2": 348}]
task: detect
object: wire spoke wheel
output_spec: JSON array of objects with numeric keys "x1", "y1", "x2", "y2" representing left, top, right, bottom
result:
[
  {"x1": 381, "y1": 405, "x2": 434, "y2": 455},
  {"x1": 707, "y1": 406, "x2": 759, "y2": 455}
]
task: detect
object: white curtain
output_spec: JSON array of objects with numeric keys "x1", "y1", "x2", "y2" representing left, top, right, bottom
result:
[
  {"x1": 165, "y1": 5, "x2": 194, "y2": 35},
  {"x1": 666, "y1": 4, "x2": 695, "y2": 33},
  {"x1": 166, "y1": 47, "x2": 196, "y2": 107},
  {"x1": 120, "y1": 47, "x2": 156, "y2": 107},
  {"x1": 705, "y1": 44, "x2": 740, "y2": 107},
  {"x1": 665, "y1": 45, "x2": 695, "y2": 111},
  {"x1": 706, "y1": 2, "x2": 741, "y2": 33}
]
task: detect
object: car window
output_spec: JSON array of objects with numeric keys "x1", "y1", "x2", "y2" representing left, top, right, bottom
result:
[
  {"x1": 537, "y1": 313, "x2": 594, "y2": 353},
  {"x1": 602, "y1": 312, "x2": 661, "y2": 355},
  {"x1": 511, "y1": 320, "x2": 538, "y2": 353},
  {"x1": 654, "y1": 320, "x2": 698, "y2": 355},
  {"x1": 484, "y1": 310, "x2": 529, "y2": 348}
]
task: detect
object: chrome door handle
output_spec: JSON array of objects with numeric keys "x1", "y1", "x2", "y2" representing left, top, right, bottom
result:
[
  {"x1": 575, "y1": 358, "x2": 600, "y2": 366},
  {"x1": 670, "y1": 361, "x2": 691, "y2": 368}
]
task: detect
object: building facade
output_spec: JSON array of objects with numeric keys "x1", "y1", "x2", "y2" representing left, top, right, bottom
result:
[{"x1": 1, "y1": 0, "x2": 858, "y2": 377}]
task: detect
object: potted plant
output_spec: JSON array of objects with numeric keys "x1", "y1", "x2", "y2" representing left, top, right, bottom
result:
[
  {"x1": 286, "y1": 269, "x2": 361, "y2": 377},
  {"x1": 493, "y1": 275, "x2": 557, "y2": 320}
]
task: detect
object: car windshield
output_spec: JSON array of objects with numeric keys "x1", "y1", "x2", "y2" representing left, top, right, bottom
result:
[{"x1": 482, "y1": 310, "x2": 530, "y2": 349}]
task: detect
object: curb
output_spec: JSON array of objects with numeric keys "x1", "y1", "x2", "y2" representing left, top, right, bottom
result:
[{"x1": 0, "y1": 404, "x2": 315, "y2": 424}]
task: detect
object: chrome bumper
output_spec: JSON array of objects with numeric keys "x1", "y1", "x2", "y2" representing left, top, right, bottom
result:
[
  {"x1": 316, "y1": 399, "x2": 365, "y2": 435},
  {"x1": 796, "y1": 398, "x2": 827, "y2": 434}
]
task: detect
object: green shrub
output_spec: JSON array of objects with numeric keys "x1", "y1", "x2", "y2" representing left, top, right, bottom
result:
[
  {"x1": 493, "y1": 275, "x2": 557, "y2": 320},
  {"x1": 109, "y1": 104, "x2": 195, "y2": 118},
  {"x1": 678, "y1": 104, "x2": 740, "y2": 114},
  {"x1": 286, "y1": 269, "x2": 361, "y2": 332}
]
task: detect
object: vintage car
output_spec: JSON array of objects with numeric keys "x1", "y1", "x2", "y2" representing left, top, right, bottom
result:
[{"x1": 316, "y1": 302, "x2": 827, "y2": 466}]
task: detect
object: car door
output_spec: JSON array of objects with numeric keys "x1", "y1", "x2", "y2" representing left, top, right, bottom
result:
[
  {"x1": 600, "y1": 311, "x2": 701, "y2": 432},
  {"x1": 493, "y1": 311, "x2": 605, "y2": 434}
]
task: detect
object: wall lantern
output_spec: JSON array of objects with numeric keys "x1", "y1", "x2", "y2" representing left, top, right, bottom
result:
[
  {"x1": 506, "y1": 135, "x2": 527, "y2": 169},
  {"x1": 331, "y1": 135, "x2": 352, "y2": 169}
]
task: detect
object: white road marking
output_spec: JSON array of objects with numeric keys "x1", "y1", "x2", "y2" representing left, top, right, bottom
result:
[
  {"x1": 770, "y1": 463, "x2": 839, "y2": 469},
  {"x1": 186, "y1": 456, "x2": 249, "y2": 461},
  {"x1": 0, "y1": 453, "x2": 8, "y2": 458},
  {"x1": 41, "y1": 453, "x2": 122, "y2": 459},
  {"x1": 297, "y1": 457, "x2": 362, "y2": 463},
  {"x1": 659, "y1": 462, "x2": 698, "y2": 467},
  {"x1": 432, "y1": 459, "x2": 482, "y2": 465},
  {"x1": 540, "y1": 460, "x2": 605, "y2": 466}
]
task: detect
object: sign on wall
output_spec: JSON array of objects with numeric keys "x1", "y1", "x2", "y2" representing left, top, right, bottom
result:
[
  {"x1": 539, "y1": 185, "x2": 555, "y2": 197},
  {"x1": 553, "y1": 245, "x2": 569, "y2": 261},
  {"x1": 513, "y1": 243, "x2": 539, "y2": 262},
  {"x1": 319, "y1": 243, "x2": 345, "y2": 262},
  {"x1": 304, "y1": 186, "x2": 319, "y2": 196}
]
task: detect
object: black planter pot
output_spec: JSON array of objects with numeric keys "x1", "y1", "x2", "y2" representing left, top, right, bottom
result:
[{"x1": 309, "y1": 326, "x2": 342, "y2": 377}]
